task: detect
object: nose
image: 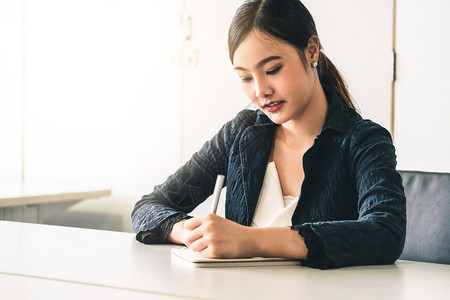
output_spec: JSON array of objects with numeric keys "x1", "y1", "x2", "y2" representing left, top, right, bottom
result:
[{"x1": 254, "y1": 78, "x2": 273, "y2": 101}]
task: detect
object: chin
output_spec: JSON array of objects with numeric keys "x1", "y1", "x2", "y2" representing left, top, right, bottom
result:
[{"x1": 264, "y1": 112, "x2": 285, "y2": 125}]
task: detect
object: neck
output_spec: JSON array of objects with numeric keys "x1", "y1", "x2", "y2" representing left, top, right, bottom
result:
[{"x1": 278, "y1": 85, "x2": 328, "y2": 147}]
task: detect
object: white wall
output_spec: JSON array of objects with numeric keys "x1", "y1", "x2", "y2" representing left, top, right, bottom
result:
[
  {"x1": 304, "y1": 0, "x2": 394, "y2": 131},
  {"x1": 0, "y1": 0, "x2": 22, "y2": 181},
  {"x1": 395, "y1": 0, "x2": 450, "y2": 172},
  {"x1": 1, "y1": 0, "x2": 184, "y2": 232},
  {"x1": 181, "y1": 0, "x2": 248, "y2": 164}
]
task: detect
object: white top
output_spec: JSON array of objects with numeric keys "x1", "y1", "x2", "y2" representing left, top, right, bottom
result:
[{"x1": 251, "y1": 162, "x2": 299, "y2": 227}]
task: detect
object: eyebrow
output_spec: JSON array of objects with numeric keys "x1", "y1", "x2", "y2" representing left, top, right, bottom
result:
[{"x1": 234, "y1": 55, "x2": 282, "y2": 71}]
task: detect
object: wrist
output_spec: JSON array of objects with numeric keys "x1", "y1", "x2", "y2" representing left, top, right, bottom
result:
[
  {"x1": 241, "y1": 226, "x2": 261, "y2": 258},
  {"x1": 167, "y1": 219, "x2": 188, "y2": 244},
  {"x1": 246, "y1": 227, "x2": 308, "y2": 259}
]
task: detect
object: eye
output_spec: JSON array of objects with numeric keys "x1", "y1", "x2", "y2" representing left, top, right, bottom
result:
[
  {"x1": 241, "y1": 77, "x2": 253, "y2": 83},
  {"x1": 267, "y1": 65, "x2": 282, "y2": 75}
]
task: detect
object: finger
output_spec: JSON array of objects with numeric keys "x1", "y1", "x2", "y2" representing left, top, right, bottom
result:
[
  {"x1": 198, "y1": 244, "x2": 221, "y2": 259},
  {"x1": 189, "y1": 236, "x2": 209, "y2": 253},
  {"x1": 183, "y1": 216, "x2": 204, "y2": 231},
  {"x1": 185, "y1": 227, "x2": 204, "y2": 245}
]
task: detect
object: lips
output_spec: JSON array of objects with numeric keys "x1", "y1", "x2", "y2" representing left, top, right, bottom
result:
[{"x1": 264, "y1": 101, "x2": 284, "y2": 113}]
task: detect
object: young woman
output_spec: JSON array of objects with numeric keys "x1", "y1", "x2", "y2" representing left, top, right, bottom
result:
[{"x1": 131, "y1": 0, "x2": 406, "y2": 269}]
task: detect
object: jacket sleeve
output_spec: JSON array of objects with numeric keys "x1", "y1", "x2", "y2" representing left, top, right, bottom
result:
[
  {"x1": 131, "y1": 110, "x2": 254, "y2": 244},
  {"x1": 294, "y1": 121, "x2": 406, "y2": 269}
]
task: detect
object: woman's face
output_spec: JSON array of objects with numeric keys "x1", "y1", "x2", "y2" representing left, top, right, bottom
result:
[{"x1": 233, "y1": 30, "x2": 318, "y2": 125}]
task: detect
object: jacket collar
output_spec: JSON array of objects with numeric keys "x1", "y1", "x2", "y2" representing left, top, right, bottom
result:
[{"x1": 321, "y1": 88, "x2": 352, "y2": 134}]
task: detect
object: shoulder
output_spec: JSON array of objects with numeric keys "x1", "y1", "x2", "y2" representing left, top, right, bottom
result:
[
  {"x1": 224, "y1": 109, "x2": 272, "y2": 134},
  {"x1": 231, "y1": 109, "x2": 270, "y2": 125},
  {"x1": 348, "y1": 117, "x2": 393, "y2": 148},
  {"x1": 322, "y1": 90, "x2": 394, "y2": 150},
  {"x1": 323, "y1": 97, "x2": 392, "y2": 147},
  {"x1": 345, "y1": 117, "x2": 398, "y2": 171},
  {"x1": 230, "y1": 109, "x2": 257, "y2": 126}
]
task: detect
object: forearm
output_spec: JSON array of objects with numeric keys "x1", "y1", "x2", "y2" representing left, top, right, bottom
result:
[
  {"x1": 181, "y1": 214, "x2": 308, "y2": 259},
  {"x1": 246, "y1": 227, "x2": 308, "y2": 259},
  {"x1": 302, "y1": 218, "x2": 405, "y2": 268}
]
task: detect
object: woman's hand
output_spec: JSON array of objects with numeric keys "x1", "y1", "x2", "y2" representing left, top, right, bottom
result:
[
  {"x1": 184, "y1": 214, "x2": 253, "y2": 258},
  {"x1": 168, "y1": 214, "x2": 308, "y2": 260},
  {"x1": 167, "y1": 219, "x2": 190, "y2": 245}
]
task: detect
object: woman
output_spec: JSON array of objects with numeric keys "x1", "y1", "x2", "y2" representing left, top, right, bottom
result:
[{"x1": 132, "y1": 0, "x2": 406, "y2": 269}]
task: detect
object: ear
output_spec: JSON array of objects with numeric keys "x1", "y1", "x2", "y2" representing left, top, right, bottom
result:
[{"x1": 305, "y1": 36, "x2": 320, "y2": 63}]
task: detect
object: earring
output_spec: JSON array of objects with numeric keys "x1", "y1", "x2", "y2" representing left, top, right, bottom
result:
[{"x1": 312, "y1": 61, "x2": 318, "y2": 68}]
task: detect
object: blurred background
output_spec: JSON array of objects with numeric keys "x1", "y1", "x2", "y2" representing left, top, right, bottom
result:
[{"x1": 1, "y1": 0, "x2": 449, "y2": 232}]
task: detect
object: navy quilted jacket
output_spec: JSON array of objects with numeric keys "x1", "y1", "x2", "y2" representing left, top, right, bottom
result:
[{"x1": 131, "y1": 90, "x2": 406, "y2": 269}]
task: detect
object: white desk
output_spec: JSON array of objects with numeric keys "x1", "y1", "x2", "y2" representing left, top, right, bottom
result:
[
  {"x1": 0, "y1": 181, "x2": 110, "y2": 223},
  {"x1": 0, "y1": 273, "x2": 177, "y2": 300},
  {"x1": 1, "y1": 221, "x2": 449, "y2": 300}
]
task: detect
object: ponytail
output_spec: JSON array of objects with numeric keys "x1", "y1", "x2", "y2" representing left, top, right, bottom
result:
[{"x1": 318, "y1": 52, "x2": 357, "y2": 111}]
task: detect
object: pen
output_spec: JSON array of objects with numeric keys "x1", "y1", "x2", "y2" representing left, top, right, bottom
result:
[{"x1": 210, "y1": 174, "x2": 225, "y2": 214}]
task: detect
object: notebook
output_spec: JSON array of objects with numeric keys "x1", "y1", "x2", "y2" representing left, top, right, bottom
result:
[{"x1": 170, "y1": 247, "x2": 300, "y2": 268}]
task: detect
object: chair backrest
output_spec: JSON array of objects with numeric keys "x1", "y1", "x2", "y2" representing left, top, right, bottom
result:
[{"x1": 398, "y1": 170, "x2": 450, "y2": 264}]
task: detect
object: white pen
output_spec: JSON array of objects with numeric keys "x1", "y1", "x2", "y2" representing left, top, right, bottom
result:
[{"x1": 210, "y1": 174, "x2": 225, "y2": 214}]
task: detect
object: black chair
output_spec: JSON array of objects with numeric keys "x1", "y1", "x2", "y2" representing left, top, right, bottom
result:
[{"x1": 398, "y1": 170, "x2": 450, "y2": 264}]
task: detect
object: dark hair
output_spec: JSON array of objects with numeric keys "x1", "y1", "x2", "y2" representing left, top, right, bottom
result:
[{"x1": 228, "y1": 0, "x2": 357, "y2": 110}]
